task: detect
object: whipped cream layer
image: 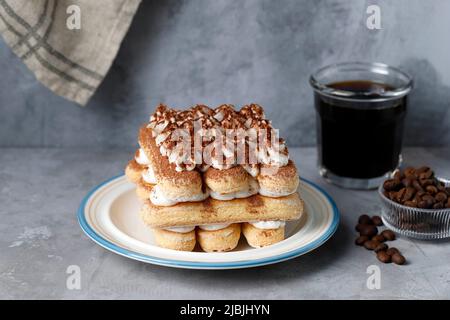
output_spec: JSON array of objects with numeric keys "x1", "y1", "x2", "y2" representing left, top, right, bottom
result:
[
  {"x1": 146, "y1": 104, "x2": 290, "y2": 172},
  {"x1": 150, "y1": 185, "x2": 209, "y2": 206},
  {"x1": 135, "y1": 148, "x2": 151, "y2": 165},
  {"x1": 163, "y1": 226, "x2": 196, "y2": 233},
  {"x1": 209, "y1": 177, "x2": 296, "y2": 200},
  {"x1": 162, "y1": 221, "x2": 285, "y2": 233},
  {"x1": 148, "y1": 176, "x2": 296, "y2": 205},
  {"x1": 142, "y1": 165, "x2": 157, "y2": 184},
  {"x1": 198, "y1": 223, "x2": 231, "y2": 231},
  {"x1": 209, "y1": 178, "x2": 259, "y2": 201},
  {"x1": 258, "y1": 186, "x2": 297, "y2": 198},
  {"x1": 249, "y1": 220, "x2": 286, "y2": 229}
]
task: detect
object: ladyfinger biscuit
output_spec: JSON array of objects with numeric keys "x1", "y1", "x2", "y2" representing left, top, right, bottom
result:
[
  {"x1": 140, "y1": 192, "x2": 304, "y2": 228},
  {"x1": 125, "y1": 159, "x2": 145, "y2": 184},
  {"x1": 152, "y1": 228, "x2": 196, "y2": 251},
  {"x1": 242, "y1": 223, "x2": 285, "y2": 248},
  {"x1": 197, "y1": 224, "x2": 241, "y2": 252},
  {"x1": 135, "y1": 179, "x2": 153, "y2": 201},
  {"x1": 139, "y1": 126, "x2": 204, "y2": 199},
  {"x1": 204, "y1": 166, "x2": 250, "y2": 194},
  {"x1": 258, "y1": 160, "x2": 300, "y2": 197}
]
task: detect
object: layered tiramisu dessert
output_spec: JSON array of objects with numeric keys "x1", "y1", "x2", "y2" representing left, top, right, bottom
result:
[{"x1": 125, "y1": 103, "x2": 304, "y2": 252}]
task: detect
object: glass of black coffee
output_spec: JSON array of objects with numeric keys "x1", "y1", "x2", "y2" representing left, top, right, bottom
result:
[{"x1": 310, "y1": 62, "x2": 413, "y2": 189}]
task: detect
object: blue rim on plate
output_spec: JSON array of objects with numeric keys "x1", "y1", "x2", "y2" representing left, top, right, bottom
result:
[{"x1": 78, "y1": 175, "x2": 340, "y2": 269}]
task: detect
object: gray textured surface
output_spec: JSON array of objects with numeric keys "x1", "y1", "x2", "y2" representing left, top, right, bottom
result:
[
  {"x1": 0, "y1": 0, "x2": 449, "y2": 148},
  {"x1": 1, "y1": 147, "x2": 450, "y2": 299}
]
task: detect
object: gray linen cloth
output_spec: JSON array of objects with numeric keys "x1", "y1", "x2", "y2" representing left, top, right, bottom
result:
[{"x1": 0, "y1": 0, "x2": 141, "y2": 105}]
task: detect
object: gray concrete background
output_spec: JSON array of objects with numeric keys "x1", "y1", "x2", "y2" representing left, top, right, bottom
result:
[{"x1": 0, "y1": 0, "x2": 449, "y2": 148}]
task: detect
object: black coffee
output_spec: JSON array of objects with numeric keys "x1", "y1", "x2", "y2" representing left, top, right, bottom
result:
[{"x1": 315, "y1": 80, "x2": 407, "y2": 179}]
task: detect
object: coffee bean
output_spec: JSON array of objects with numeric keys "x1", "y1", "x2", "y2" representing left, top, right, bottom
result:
[
  {"x1": 374, "y1": 243, "x2": 388, "y2": 253},
  {"x1": 404, "y1": 200, "x2": 416, "y2": 207},
  {"x1": 388, "y1": 191, "x2": 398, "y2": 201},
  {"x1": 386, "y1": 247, "x2": 400, "y2": 256},
  {"x1": 355, "y1": 236, "x2": 369, "y2": 246},
  {"x1": 360, "y1": 225, "x2": 378, "y2": 238},
  {"x1": 416, "y1": 166, "x2": 430, "y2": 174},
  {"x1": 364, "y1": 240, "x2": 380, "y2": 251},
  {"x1": 419, "y1": 169, "x2": 433, "y2": 180},
  {"x1": 433, "y1": 202, "x2": 444, "y2": 209},
  {"x1": 376, "y1": 251, "x2": 392, "y2": 263},
  {"x1": 383, "y1": 179, "x2": 401, "y2": 191},
  {"x1": 402, "y1": 187, "x2": 416, "y2": 202},
  {"x1": 404, "y1": 167, "x2": 416, "y2": 177},
  {"x1": 426, "y1": 185, "x2": 438, "y2": 195},
  {"x1": 372, "y1": 234, "x2": 385, "y2": 242},
  {"x1": 435, "y1": 192, "x2": 448, "y2": 203},
  {"x1": 393, "y1": 170, "x2": 404, "y2": 180},
  {"x1": 355, "y1": 224, "x2": 365, "y2": 232},
  {"x1": 416, "y1": 190, "x2": 426, "y2": 197},
  {"x1": 391, "y1": 253, "x2": 406, "y2": 265},
  {"x1": 381, "y1": 230, "x2": 396, "y2": 241},
  {"x1": 401, "y1": 177, "x2": 414, "y2": 188},
  {"x1": 419, "y1": 178, "x2": 434, "y2": 187},
  {"x1": 422, "y1": 194, "x2": 436, "y2": 207},
  {"x1": 396, "y1": 188, "x2": 407, "y2": 203},
  {"x1": 437, "y1": 182, "x2": 446, "y2": 192},
  {"x1": 371, "y1": 215, "x2": 383, "y2": 226},
  {"x1": 418, "y1": 200, "x2": 429, "y2": 209},
  {"x1": 412, "y1": 180, "x2": 424, "y2": 192},
  {"x1": 358, "y1": 214, "x2": 373, "y2": 225}
]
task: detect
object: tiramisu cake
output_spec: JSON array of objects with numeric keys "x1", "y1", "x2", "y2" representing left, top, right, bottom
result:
[{"x1": 125, "y1": 104, "x2": 304, "y2": 252}]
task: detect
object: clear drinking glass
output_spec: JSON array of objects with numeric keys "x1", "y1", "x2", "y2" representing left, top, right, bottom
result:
[{"x1": 310, "y1": 62, "x2": 413, "y2": 189}]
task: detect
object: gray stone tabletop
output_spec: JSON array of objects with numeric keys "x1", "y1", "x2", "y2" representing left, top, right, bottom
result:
[{"x1": 1, "y1": 147, "x2": 449, "y2": 299}]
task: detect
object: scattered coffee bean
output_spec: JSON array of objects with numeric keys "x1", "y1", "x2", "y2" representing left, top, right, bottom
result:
[
  {"x1": 360, "y1": 225, "x2": 378, "y2": 238},
  {"x1": 374, "y1": 243, "x2": 388, "y2": 253},
  {"x1": 372, "y1": 234, "x2": 385, "y2": 242},
  {"x1": 381, "y1": 230, "x2": 396, "y2": 241},
  {"x1": 371, "y1": 215, "x2": 383, "y2": 226},
  {"x1": 391, "y1": 253, "x2": 406, "y2": 265},
  {"x1": 386, "y1": 247, "x2": 400, "y2": 256},
  {"x1": 364, "y1": 240, "x2": 380, "y2": 251},
  {"x1": 355, "y1": 236, "x2": 369, "y2": 246},
  {"x1": 355, "y1": 223, "x2": 370, "y2": 232},
  {"x1": 376, "y1": 251, "x2": 392, "y2": 263},
  {"x1": 358, "y1": 214, "x2": 373, "y2": 225}
]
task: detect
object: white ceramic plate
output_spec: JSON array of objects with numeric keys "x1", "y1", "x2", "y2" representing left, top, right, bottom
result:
[{"x1": 78, "y1": 175, "x2": 339, "y2": 269}]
